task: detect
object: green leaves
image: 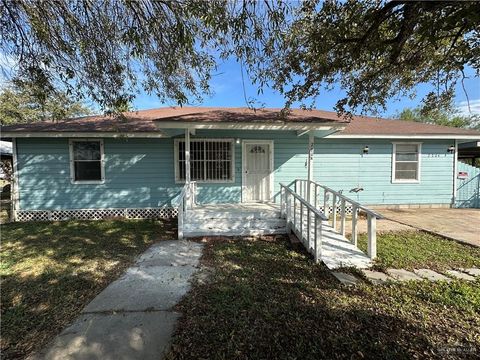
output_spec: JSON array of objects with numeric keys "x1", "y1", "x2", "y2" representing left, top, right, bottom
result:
[
  {"x1": 1, "y1": 0, "x2": 230, "y2": 111},
  {"x1": 236, "y1": 1, "x2": 480, "y2": 115},
  {"x1": 0, "y1": 81, "x2": 91, "y2": 125},
  {"x1": 397, "y1": 103, "x2": 480, "y2": 129},
  {"x1": 1, "y1": 1, "x2": 478, "y2": 114}
]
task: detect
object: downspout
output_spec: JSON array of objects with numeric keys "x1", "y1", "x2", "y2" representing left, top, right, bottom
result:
[
  {"x1": 452, "y1": 139, "x2": 458, "y2": 208},
  {"x1": 307, "y1": 133, "x2": 314, "y2": 204}
]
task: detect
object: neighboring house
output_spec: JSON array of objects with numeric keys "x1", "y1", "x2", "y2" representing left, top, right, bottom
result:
[
  {"x1": 0, "y1": 140, "x2": 12, "y2": 180},
  {"x1": 1, "y1": 107, "x2": 480, "y2": 222}
]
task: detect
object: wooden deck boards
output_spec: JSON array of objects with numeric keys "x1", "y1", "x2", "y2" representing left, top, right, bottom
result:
[
  {"x1": 185, "y1": 203, "x2": 371, "y2": 269},
  {"x1": 293, "y1": 207, "x2": 372, "y2": 269},
  {"x1": 320, "y1": 224, "x2": 371, "y2": 269}
]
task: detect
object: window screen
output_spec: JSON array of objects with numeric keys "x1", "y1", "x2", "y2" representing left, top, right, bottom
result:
[
  {"x1": 176, "y1": 139, "x2": 233, "y2": 182},
  {"x1": 394, "y1": 144, "x2": 420, "y2": 181},
  {"x1": 71, "y1": 140, "x2": 103, "y2": 182}
]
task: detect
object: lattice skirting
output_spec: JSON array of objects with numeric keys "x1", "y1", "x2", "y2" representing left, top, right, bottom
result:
[
  {"x1": 319, "y1": 205, "x2": 354, "y2": 216},
  {"x1": 16, "y1": 207, "x2": 178, "y2": 222}
]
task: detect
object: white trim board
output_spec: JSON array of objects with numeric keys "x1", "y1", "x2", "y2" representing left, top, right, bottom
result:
[
  {"x1": 69, "y1": 138, "x2": 105, "y2": 184},
  {"x1": 4, "y1": 130, "x2": 479, "y2": 140},
  {"x1": 326, "y1": 134, "x2": 480, "y2": 140},
  {"x1": 241, "y1": 140, "x2": 275, "y2": 203},
  {"x1": 11, "y1": 138, "x2": 19, "y2": 220},
  {"x1": 1, "y1": 132, "x2": 168, "y2": 138},
  {"x1": 452, "y1": 140, "x2": 458, "y2": 207},
  {"x1": 391, "y1": 142, "x2": 422, "y2": 184}
]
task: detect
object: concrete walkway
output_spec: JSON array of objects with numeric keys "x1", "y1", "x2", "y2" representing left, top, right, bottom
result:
[
  {"x1": 379, "y1": 208, "x2": 480, "y2": 247},
  {"x1": 333, "y1": 267, "x2": 480, "y2": 286},
  {"x1": 31, "y1": 240, "x2": 203, "y2": 360}
]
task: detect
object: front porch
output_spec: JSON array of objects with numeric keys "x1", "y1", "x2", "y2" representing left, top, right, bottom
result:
[
  {"x1": 178, "y1": 179, "x2": 382, "y2": 269},
  {"x1": 182, "y1": 202, "x2": 286, "y2": 237},
  {"x1": 169, "y1": 122, "x2": 382, "y2": 269}
]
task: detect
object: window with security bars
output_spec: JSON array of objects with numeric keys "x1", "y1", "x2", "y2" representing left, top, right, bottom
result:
[
  {"x1": 393, "y1": 143, "x2": 421, "y2": 182},
  {"x1": 175, "y1": 139, "x2": 234, "y2": 182}
]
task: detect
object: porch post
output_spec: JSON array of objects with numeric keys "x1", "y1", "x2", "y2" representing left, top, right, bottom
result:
[
  {"x1": 11, "y1": 138, "x2": 18, "y2": 222},
  {"x1": 185, "y1": 128, "x2": 191, "y2": 206},
  {"x1": 451, "y1": 139, "x2": 458, "y2": 208},
  {"x1": 307, "y1": 133, "x2": 314, "y2": 204}
]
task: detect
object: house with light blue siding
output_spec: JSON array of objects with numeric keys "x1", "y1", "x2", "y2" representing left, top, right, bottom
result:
[{"x1": 2, "y1": 107, "x2": 480, "y2": 226}]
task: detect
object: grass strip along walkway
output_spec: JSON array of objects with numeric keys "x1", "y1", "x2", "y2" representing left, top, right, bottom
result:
[
  {"x1": 358, "y1": 230, "x2": 480, "y2": 271},
  {"x1": 1, "y1": 219, "x2": 176, "y2": 360}
]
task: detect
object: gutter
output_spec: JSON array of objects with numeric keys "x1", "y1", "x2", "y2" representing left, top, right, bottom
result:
[
  {"x1": 326, "y1": 134, "x2": 480, "y2": 140},
  {"x1": 0, "y1": 131, "x2": 168, "y2": 138}
]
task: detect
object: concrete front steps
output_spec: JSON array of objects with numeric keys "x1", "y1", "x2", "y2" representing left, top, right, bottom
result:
[{"x1": 183, "y1": 203, "x2": 287, "y2": 237}]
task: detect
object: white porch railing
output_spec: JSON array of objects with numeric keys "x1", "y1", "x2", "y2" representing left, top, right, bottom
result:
[
  {"x1": 177, "y1": 181, "x2": 197, "y2": 240},
  {"x1": 294, "y1": 179, "x2": 383, "y2": 259},
  {"x1": 280, "y1": 183, "x2": 328, "y2": 263}
]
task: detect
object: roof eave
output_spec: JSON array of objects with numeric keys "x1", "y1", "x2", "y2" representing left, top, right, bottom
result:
[
  {"x1": 153, "y1": 120, "x2": 347, "y2": 131},
  {"x1": 0, "y1": 131, "x2": 168, "y2": 138},
  {"x1": 326, "y1": 134, "x2": 480, "y2": 140}
]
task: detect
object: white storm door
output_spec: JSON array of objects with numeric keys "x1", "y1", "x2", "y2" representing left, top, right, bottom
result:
[{"x1": 243, "y1": 141, "x2": 273, "y2": 202}]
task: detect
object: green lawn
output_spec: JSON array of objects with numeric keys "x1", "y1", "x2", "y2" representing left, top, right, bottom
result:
[
  {"x1": 358, "y1": 230, "x2": 480, "y2": 271},
  {"x1": 0, "y1": 219, "x2": 176, "y2": 360},
  {"x1": 167, "y1": 236, "x2": 480, "y2": 360}
]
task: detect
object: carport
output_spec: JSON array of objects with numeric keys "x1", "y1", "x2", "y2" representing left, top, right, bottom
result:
[
  {"x1": 458, "y1": 141, "x2": 480, "y2": 166},
  {"x1": 456, "y1": 141, "x2": 480, "y2": 208}
]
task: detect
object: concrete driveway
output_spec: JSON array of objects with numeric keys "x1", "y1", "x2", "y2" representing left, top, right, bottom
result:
[{"x1": 379, "y1": 208, "x2": 480, "y2": 247}]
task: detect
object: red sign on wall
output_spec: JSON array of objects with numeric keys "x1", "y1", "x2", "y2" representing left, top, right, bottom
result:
[{"x1": 457, "y1": 171, "x2": 468, "y2": 180}]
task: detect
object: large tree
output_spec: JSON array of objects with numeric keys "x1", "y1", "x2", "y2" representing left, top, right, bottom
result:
[
  {"x1": 1, "y1": 1, "x2": 479, "y2": 115},
  {"x1": 236, "y1": 0, "x2": 480, "y2": 115},
  {"x1": 0, "y1": 0, "x2": 233, "y2": 110},
  {"x1": 0, "y1": 81, "x2": 91, "y2": 125},
  {"x1": 397, "y1": 106, "x2": 480, "y2": 130}
]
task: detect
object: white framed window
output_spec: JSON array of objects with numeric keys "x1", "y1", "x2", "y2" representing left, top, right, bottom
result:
[
  {"x1": 69, "y1": 139, "x2": 105, "y2": 184},
  {"x1": 174, "y1": 139, "x2": 234, "y2": 183},
  {"x1": 392, "y1": 142, "x2": 421, "y2": 183}
]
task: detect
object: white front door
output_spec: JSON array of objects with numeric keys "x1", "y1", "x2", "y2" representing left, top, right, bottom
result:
[{"x1": 243, "y1": 141, "x2": 273, "y2": 202}]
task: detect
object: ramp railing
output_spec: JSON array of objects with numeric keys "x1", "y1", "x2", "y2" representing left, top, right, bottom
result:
[{"x1": 293, "y1": 179, "x2": 383, "y2": 260}]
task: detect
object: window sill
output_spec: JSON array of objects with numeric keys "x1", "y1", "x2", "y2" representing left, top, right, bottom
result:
[
  {"x1": 391, "y1": 179, "x2": 420, "y2": 184},
  {"x1": 175, "y1": 180, "x2": 235, "y2": 185},
  {"x1": 71, "y1": 180, "x2": 105, "y2": 185}
]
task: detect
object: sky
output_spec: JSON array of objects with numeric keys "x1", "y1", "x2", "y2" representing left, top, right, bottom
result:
[
  {"x1": 133, "y1": 56, "x2": 480, "y2": 118},
  {"x1": 1, "y1": 49, "x2": 478, "y2": 119}
]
